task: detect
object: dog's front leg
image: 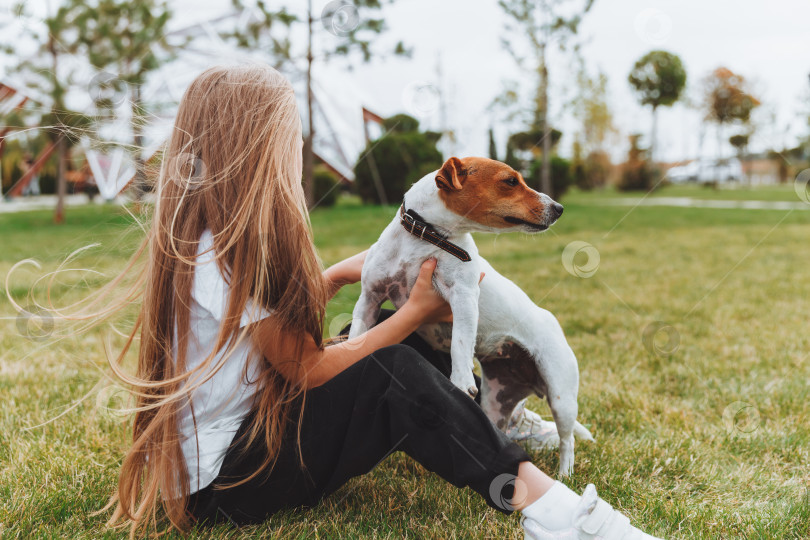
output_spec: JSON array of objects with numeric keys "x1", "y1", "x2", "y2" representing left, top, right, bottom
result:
[
  {"x1": 348, "y1": 289, "x2": 384, "y2": 340},
  {"x1": 446, "y1": 288, "x2": 480, "y2": 398}
]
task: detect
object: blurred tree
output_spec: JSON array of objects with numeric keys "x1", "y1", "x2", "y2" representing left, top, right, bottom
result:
[
  {"x1": 488, "y1": 127, "x2": 498, "y2": 161},
  {"x1": 618, "y1": 134, "x2": 656, "y2": 192},
  {"x1": 572, "y1": 59, "x2": 617, "y2": 155},
  {"x1": 223, "y1": 0, "x2": 409, "y2": 209},
  {"x1": 627, "y1": 50, "x2": 686, "y2": 162},
  {"x1": 504, "y1": 137, "x2": 519, "y2": 170},
  {"x1": 67, "y1": 0, "x2": 175, "y2": 203},
  {"x1": 498, "y1": 0, "x2": 594, "y2": 197},
  {"x1": 1, "y1": 2, "x2": 91, "y2": 223},
  {"x1": 571, "y1": 56, "x2": 616, "y2": 189},
  {"x1": 804, "y1": 73, "x2": 810, "y2": 159},
  {"x1": 529, "y1": 155, "x2": 572, "y2": 199},
  {"x1": 571, "y1": 139, "x2": 585, "y2": 189},
  {"x1": 702, "y1": 67, "x2": 760, "y2": 162},
  {"x1": 383, "y1": 113, "x2": 421, "y2": 134},
  {"x1": 507, "y1": 128, "x2": 562, "y2": 193},
  {"x1": 583, "y1": 150, "x2": 612, "y2": 189},
  {"x1": 507, "y1": 128, "x2": 562, "y2": 153},
  {"x1": 729, "y1": 133, "x2": 751, "y2": 182},
  {"x1": 354, "y1": 114, "x2": 441, "y2": 204}
]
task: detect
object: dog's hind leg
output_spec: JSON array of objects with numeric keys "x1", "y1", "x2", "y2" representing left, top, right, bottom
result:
[
  {"x1": 479, "y1": 351, "x2": 538, "y2": 430},
  {"x1": 549, "y1": 393, "x2": 577, "y2": 477},
  {"x1": 535, "y1": 352, "x2": 581, "y2": 477}
]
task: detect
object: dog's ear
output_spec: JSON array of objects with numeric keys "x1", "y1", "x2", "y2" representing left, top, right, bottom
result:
[{"x1": 435, "y1": 157, "x2": 464, "y2": 191}]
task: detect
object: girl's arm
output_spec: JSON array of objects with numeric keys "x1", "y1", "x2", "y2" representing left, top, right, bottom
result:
[
  {"x1": 322, "y1": 250, "x2": 367, "y2": 299},
  {"x1": 251, "y1": 258, "x2": 452, "y2": 388}
]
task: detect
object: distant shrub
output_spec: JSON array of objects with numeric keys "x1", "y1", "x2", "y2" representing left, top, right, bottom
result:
[
  {"x1": 354, "y1": 114, "x2": 443, "y2": 204},
  {"x1": 382, "y1": 113, "x2": 421, "y2": 134},
  {"x1": 581, "y1": 150, "x2": 612, "y2": 190},
  {"x1": 618, "y1": 161, "x2": 657, "y2": 191},
  {"x1": 529, "y1": 155, "x2": 572, "y2": 200},
  {"x1": 313, "y1": 168, "x2": 339, "y2": 207},
  {"x1": 617, "y1": 135, "x2": 657, "y2": 192}
]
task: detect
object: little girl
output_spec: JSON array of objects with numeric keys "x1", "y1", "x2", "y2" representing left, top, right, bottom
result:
[{"x1": 104, "y1": 63, "x2": 661, "y2": 539}]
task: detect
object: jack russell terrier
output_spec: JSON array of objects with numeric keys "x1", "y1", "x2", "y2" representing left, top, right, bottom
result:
[{"x1": 349, "y1": 156, "x2": 593, "y2": 476}]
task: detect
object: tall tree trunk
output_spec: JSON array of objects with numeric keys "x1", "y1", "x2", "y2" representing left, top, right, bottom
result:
[
  {"x1": 539, "y1": 45, "x2": 552, "y2": 196},
  {"x1": 303, "y1": 0, "x2": 315, "y2": 209},
  {"x1": 743, "y1": 143, "x2": 750, "y2": 184},
  {"x1": 50, "y1": 36, "x2": 67, "y2": 223},
  {"x1": 650, "y1": 105, "x2": 658, "y2": 164},
  {"x1": 715, "y1": 123, "x2": 724, "y2": 187},
  {"x1": 54, "y1": 135, "x2": 67, "y2": 224},
  {"x1": 132, "y1": 83, "x2": 145, "y2": 203},
  {"x1": 717, "y1": 123, "x2": 723, "y2": 163}
]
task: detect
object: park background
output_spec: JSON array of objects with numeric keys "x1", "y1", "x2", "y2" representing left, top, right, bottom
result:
[{"x1": 1, "y1": 0, "x2": 809, "y2": 538}]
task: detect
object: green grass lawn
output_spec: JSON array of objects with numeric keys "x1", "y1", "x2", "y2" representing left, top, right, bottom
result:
[
  {"x1": 565, "y1": 181, "x2": 803, "y2": 203},
  {"x1": 1, "y1": 187, "x2": 809, "y2": 539}
]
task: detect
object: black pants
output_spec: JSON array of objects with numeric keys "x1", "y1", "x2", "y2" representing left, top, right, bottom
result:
[{"x1": 186, "y1": 310, "x2": 530, "y2": 525}]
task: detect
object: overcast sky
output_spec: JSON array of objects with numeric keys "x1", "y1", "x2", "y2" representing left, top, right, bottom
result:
[
  {"x1": 3, "y1": 0, "x2": 809, "y2": 164},
  {"x1": 332, "y1": 0, "x2": 810, "y2": 162}
]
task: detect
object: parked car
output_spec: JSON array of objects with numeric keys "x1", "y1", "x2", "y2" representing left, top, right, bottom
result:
[
  {"x1": 696, "y1": 158, "x2": 742, "y2": 184},
  {"x1": 665, "y1": 161, "x2": 700, "y2": 183}
]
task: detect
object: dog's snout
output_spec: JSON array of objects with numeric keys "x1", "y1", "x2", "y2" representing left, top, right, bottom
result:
[{"x1": 552, "y1": 202, "x2": 564, "y2": 217}]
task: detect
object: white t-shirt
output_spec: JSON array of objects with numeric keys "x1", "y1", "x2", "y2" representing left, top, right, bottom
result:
[{"x1": 174, "y1": 229, "x2": 272, "y2": 493}]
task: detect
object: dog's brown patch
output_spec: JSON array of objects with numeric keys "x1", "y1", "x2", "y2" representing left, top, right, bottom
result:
[
  {"x1": 435, "y1": 157, "x2": 547, "y2": 229},
  {"x1": 480, "y1": 342, "x2": 547, "y2": 429}
]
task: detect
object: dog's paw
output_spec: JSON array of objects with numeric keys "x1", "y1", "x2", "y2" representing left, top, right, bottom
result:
[{"x1": 450, "y1": 371, "x2": 478, "y2": 399}]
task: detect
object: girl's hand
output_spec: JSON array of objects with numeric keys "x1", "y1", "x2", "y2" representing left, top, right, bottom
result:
[
  {"x1": 403, "y1": 258, "x2": 485, "y2": 326},
  {"x1": 405, "y1": 258, "x2": 453, "y2": 325},
  {"x1": 324, "y1": 250, "x2": 368, "y2": 297}
]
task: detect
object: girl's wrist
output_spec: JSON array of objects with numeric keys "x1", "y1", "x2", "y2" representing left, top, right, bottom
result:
[
  {"x1": 397, "y1": 301, "x2": 424, "y2": 331},
  {"x1": 323, "y1": 266, "x2": 347, "y2": 287}
]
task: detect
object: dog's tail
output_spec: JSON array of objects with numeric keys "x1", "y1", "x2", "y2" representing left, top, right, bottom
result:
[{"x1": 574, "y1": 421, "x2": 595, "y2": 442}]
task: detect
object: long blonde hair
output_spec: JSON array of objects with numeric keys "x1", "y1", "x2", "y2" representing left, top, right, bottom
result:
[{"x1": 97, "y1": 64, "x2": 329, "y2": 536}]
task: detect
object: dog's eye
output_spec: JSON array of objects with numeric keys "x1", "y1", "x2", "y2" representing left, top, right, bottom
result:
[{"x1": 503, "y1": 177, "x2": 519, "y2": 187}]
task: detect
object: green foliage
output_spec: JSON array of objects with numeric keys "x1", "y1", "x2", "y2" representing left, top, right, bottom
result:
[
  {"x1": 67, "y1": 0, "x2": 173, "y2": 87},
  {"x1": 383, "y1": 114, "x2": 421, "y2": 134},
  {"x1": 628, "y1": 50, "x2": 687, "y2": 110},
  {"x1": 497, "y1": 0, "x2": 594, "y2": 194},
  {"x1": 529, "y1": 155, "x2": 572, "y2": 199},
  {"x1": 503, "y1": 138, "x2": 519, "y2": 171},
  {"x1": 0, "y1": 3, "x2": 91, "y2": 134},
  {"x1": 580, "y1": 150, "x2": 612, "y2": 190},
  {"x1": 703, "y1": 68, "x2": 760, "y2": 126},
  {"x1": 729, "y1": 134, "x2": 750, "y2": 150},
  {"x1": 354, "y1": 116, "x2": 442, "y2": 204},
  {"x1": 508, "y1": 128, "x2": 562, "y2": 152},
  {"x1": 618, "y1": 135, "x2": 657, "y2": 191},
  {"x1": 313, "y1": 168, "x2": 340, "y2": 208},
  {"x1": 572, "y1": 59, "x2": 617, "y2": 153},
  {"x1": 222, "y1": 0, "x2": 297, "y2": 65},
  {"x1": 65, "y1": 0, "x2": 175, "y2": 199},
  {"x1": 223, "y1": 0, "x2": 409, "y2": 66}
]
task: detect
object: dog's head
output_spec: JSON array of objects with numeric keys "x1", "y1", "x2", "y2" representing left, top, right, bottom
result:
[{"x1": 434, "y1": 156, "x2": 563, "y2": 233}]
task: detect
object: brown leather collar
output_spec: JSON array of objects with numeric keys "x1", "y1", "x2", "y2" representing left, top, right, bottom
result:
[{"x1": 399, "y1": 205, "x2": 471, "y2": 262}]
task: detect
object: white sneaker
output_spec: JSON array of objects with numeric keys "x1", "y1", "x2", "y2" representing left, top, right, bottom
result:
[
  {"x1": 505, "y1": 399, "x2": 561, "y2": 451},
  {"x1": 506, "y1": 399, "x2": 595, "y2": 452},
  {"x1": 521, "y1": 484, "x2": 664, "y2": 540}
]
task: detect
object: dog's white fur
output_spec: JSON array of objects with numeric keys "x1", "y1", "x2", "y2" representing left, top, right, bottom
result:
[{"x1": 349, "y1": 168, "x2": 593, "y2": 475}]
